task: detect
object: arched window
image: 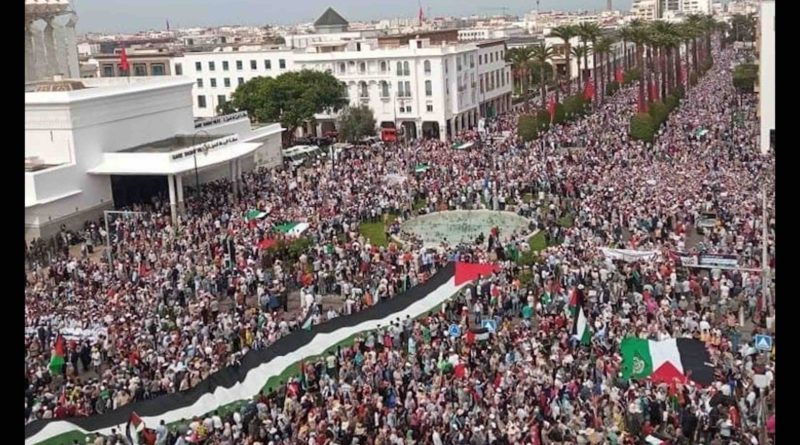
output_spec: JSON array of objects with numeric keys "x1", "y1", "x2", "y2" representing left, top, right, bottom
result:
[
  {"x1": 403, "y1": 61, "x2": 410, "y2": 76},
  {"x1": 425, "y1": 80, "x2": 432, "y2": 96},
  {"x1": 381, "y1": 81, "x2": 389, "y2": 98},
  {"x1": 380, "y1": 61, "x2": 387, "y2": 72},
  {"x1": 359, "y1": 81, "x2": 368, "y2": 98},
  {"x1": 339, "y1": 62, "x2": 346, "y2": 73},
  {"x1": 396, "y1": 62, "x2": 403, "y2": 76},
  {"x1": 359, "y1": 62, "x2": 366, "y2": 74},
  {"x1": 424, "y1": 60, "x2": 431, "y2": 74}
]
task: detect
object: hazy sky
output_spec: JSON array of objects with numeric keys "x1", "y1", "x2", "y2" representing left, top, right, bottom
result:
[{"x1": 74, "y1": 0, "x2": 634, "y2": 33}]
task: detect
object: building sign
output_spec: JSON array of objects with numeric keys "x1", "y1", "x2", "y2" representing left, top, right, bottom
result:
[
  {"x1": 194, "y1": 111, "x2": 249, "y2": 129},
  {"x1": 171, "y1": 135, "x2": 240, "y2": 161}
]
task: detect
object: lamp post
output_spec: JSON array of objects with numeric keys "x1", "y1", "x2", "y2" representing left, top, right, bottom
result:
[{"x1": 191, "y1": 129, "x2": 211, "y2": 201}]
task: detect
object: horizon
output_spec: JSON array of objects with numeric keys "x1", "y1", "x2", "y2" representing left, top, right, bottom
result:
[{"x1": 72, "y1": 0, "x2": 636, "y2": 34}]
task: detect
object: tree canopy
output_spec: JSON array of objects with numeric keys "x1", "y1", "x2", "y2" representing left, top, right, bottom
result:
[
  {"x1": 228, "y1": 69, "x2": 348, "y2": 134},
  {"x1": 337, "y1": 105, "x2": 377, "y2": 143}
]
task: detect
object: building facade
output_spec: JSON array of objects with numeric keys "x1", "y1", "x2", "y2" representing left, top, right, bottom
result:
[
  {"x1": 25, "y1": 0, "x2": 80, "y2": 82},
  {"x1": 25, "y1": 77, "x2": 284, "y2": 240},
  {"x1": 758, "y1": 0, "x2": 775, "y2": 155}
]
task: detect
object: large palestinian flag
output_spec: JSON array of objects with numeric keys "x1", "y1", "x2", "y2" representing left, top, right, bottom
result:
[
  {"x1": 25, "y1": 262, "x2": 495, "y2": 445},
  {"x1": 620, "y1": 337, "x2": 714, "y2": 386}
]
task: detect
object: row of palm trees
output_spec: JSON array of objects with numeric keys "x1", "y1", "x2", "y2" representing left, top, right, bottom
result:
[{"x1": 506, "y1": 15, "x2": 723, "y2": 111}]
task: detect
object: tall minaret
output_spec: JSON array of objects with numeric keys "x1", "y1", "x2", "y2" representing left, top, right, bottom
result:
[{"x1": 607, "y1": 0, "x2": 613, "y2": 11}]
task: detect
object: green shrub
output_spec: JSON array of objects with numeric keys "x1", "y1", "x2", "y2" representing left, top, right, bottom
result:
[
  {"x1": 553, "y1": 103, "x2": 567, "y2": 124},
  {"x1": 518, "y1": 114, "x2": 539, "y2": 142},
  {"x1": 630, "y1": 112, "x2": 657, "y2": 142},
  {"x1": 562, "y1": 94, "x2": 590, "y2": 118},
  {"x1": 606, "y1": 80, "x2": 620, "y2": 96},
  {"x1": 623, "y1": 69, "x2": 641, "y2": 85},
  {"x1": 648, "y1": 100, "x2": 669, "y2": 123},
  {"x1": 536, "y1": 110, "x2": 551, "y2": 130},
  {"x1": 664, "y1": 93, "x2": 680, "y2": 111},
  {"x1": 673, "y1": 85, "x2": 685, "y2": 99},
  {"x1": 733, "y1": 63, "x2": 757, "y2": 93}
]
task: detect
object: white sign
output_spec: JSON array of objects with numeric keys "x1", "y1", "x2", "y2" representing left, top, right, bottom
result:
[{"x1": 600, "y1": 248, "x2": 659, "y2": 263}]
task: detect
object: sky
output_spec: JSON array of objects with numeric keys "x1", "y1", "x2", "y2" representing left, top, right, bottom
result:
[{"x1": 73, "y1": 0, "x2": 634, "y2": 33}]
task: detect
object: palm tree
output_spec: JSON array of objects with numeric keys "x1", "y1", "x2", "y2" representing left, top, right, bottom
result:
[
  {"x1": 628, "y1": 22, "x2": 649, "y2": 112},
  {"x1": 685, "y1": 14, "x2": 704, "y2": 77},
  {"x1": 578, "y1": 22, "x2": 602, "y2": 104},
  {"x1": 571, "y1": 45, "x2": 587, "y2": 88},
  {"x1": 549, "y1": 25, "x2": 579, "y2": 95},
  {"x1": 618, "y1": 26, "x2": 634, "y2": 72},
  {"x1": 506, "y1": 47, "x2": 535, "y2": 96},
  {"x1": 593, "y1": 36, "x2": 614, "y2": 102},
  {"x1": 529, "y1": 43, "x2": 555, "y2": 108},
  {"x1": 650, "y1": 21, "x2": 679, "y2": 98}
]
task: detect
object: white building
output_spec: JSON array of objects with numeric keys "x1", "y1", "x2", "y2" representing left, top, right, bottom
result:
[
  {"x1": 457, "y1": 27, "x2": 525, "y2": 42},
  {"x1": 174, "y1": 9, "x2": 513, "y2": 141},
  {"x1": 25, "y1": 77, "x2": 284, "y2": 240},
  {"x1": 631, "y1": 0, "x2": 660, "y2": 20},
  {"x1": 25, "y1": 0, "x2": 80, "y2": 82},
  {"x1": 758, "y1": 0, "x2": 774, "y2": 155}
]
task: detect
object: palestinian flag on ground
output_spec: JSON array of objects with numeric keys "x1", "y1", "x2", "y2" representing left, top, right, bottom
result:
[
  {"x1": 572, "y1": 304, "x2": 591, "y2": 345},
  {"x1": 48, "y1": 334, "x2": 66, "y2": 375},
  {"x1": 126, "y1": 412, "x2": 145, "y2": 445},
  {"x1": 620, "y1": 337, "x2": 714, "y2": 386},
  {"x1": 274, "y1": 221, "x2": 310, "y2": 237}
]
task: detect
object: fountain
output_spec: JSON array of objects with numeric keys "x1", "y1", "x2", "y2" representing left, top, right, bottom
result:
[{"x1": 399, "y1": 210, "x2": 535, "y2": 247}]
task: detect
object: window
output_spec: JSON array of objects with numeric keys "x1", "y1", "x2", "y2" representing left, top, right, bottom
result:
[
  {"x1": 218, "y1": 95, "x2": 227, "y2": 106},
  {"x1": 196, "y1": 78, "x2": 204, "y2": 88},
  {"x1": 133, "y1": 64, "x2": 147, "y2": 76},
  {"x1": 279, "y1": 59, "x2": 286, "y2": 69},
  {"x1": 380, "y1": 81, "x2": 389, "y2": 98},
  {"x1": 222, "y1": 61, "x2": 229, "y2": 71},
  {"x1": 195, "y1": 61, "x2": 202, "y2": 72},
  {"x1": 174, "y1": 63, "x2": 183, "y2": 75},
  {"x1": 236, "y1": 60, "x2": 243, "y2": 70},
  {"x1": 359, "y1": 81, "x2": 368, "y2": 98},
  {"x1": 397, "y1": 81, "x2": 405, "y2": 97},
  {"x1": 396, "y1": 62, "x2": 403, "y2": 75},
  {"x1": 425, "y1": 80, "x2": 432, "y2": 96},
  {"x1": 403, "y1": 61, "x2": 410, "y2": 76},
  {"x1": 359, "y1": 62, "x2": 366, "y2": 74},
  {"x1": 356, "y1": 42, "x2": 362, "y2": 51},
  {"x1": 209, "y1": 61, "x2": 215, "y2": 71},
  {"x1": 405, "y1": 106, "x2": 412, "y2": 113},
  {"x1": 238, "y1": 77, "x2": 244, "y2": 86},
  {"x1": 210, "y1": 78, "x2": 217, "y2": 88},
  {"x1": 470, "y1": 55, "x2": 474, "y2": 68},
  {"x1": 424, "y1": 60, "x2": 431, "y2": 74},
  {"x1": 264, "y1": 60, "x2": 272, "y2": 70},
  {"x1": 426, "y1": 104, "x2": 433, "y2": 112},
  {"x1": 417, "y1": 40, "x2": 422, "y2": 49},
  {"x1": 250, "y1": 60, "x2": 257, "y2": 70},
  {"x1": 224, "y1": 78, "x2": 231, "y2": 87},
  {"x1": 381, "y1": 61, "x2": 387, "y2": 72},
  {"x1": 339, "y1": 62, "x2": 346, "y2": 73},
  {"x1": 197, "y1": 95, "x2": 207, "y2": 108},
  {"x1": 102, "y1": 65, "x2": 114, "y2": 77},
  {"x1": 404, "y1": 81, "x2": 411, "y2": 97}
]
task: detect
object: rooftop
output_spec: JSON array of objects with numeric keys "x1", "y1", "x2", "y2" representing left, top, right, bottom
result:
[
  {"x1": 119, "y1": 134, "x2": 227, "y2": 153},
  {"x1": 25, "y1": 77, "x2": 195, "y2": 104},
  {"x1": 314, "y1": 7, "x2": 349, "y2": 27}
]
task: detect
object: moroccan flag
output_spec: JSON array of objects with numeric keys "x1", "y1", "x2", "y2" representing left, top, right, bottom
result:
[
  {"x1": 257, "y1": 238, "x2": 277, "y2": 250},
  {"x1": 649, "y1": 81, "x2": 657, "y2": 101},
  {"x1": 274, "y1": 221, "x2": 310, "y2": 237},
  {"x1": 615, "y1": 68, "x2": 623, "y2": 83},
  {"x1": 583, "y1": 79, "x2": 595, "y2": 100},
  {"x1": 49, "y1": 334, "x2": 66, "y2": 375},
  {"x1": 620, "y1": 338, "x2": 714, "y2": 386},
  {"x1": 126, "y1": 412, "x2": 145, "y2": 445},
  {"x1": 572, "y1": 304, "x2": 591, "y2": 345},
  {"x1": 119, "y1": 48, "x2": 129, "y2": 73},
  {"x1": 547, "y1": 96, "x2": 557, "y2": 123}
]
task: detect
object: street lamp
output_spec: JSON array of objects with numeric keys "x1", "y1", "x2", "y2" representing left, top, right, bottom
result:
[{"x1": 191, "y1": 129, "x2": 211, "y2": 201}]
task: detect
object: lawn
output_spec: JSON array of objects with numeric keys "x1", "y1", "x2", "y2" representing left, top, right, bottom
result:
[
  {"x1": 558, "y1": 214, "x2": 575, "y2": 228},
  {"x1": 358, "y1": 213, "x2": 401, "y2": 248},
  {"x1": 529, "y1": 231, "x2": 547, "y2": 252}
]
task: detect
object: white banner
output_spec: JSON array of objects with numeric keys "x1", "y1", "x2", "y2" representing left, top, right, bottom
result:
[{"x1": 600, "y1": 248, "x2": 659, "y2": 263}]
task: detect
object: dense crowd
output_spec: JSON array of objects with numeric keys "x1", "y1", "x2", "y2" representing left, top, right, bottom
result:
[{"x1": 26, "y1": 41, "x2": 775, "y2": 445}]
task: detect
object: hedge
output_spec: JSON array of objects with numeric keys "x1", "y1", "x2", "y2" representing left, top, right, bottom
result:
[
  {"x1": 517, "y1": 94, "x2": 591, "y2": 141},
  {"x1": 606, "y1": 80, "x2": 620, "y2": 96},
  {"x1": 518, "y1": 115, "x2": 539, "y2": 142},
  {"x1": 623, "y1": 69, "x2": 641, "y2": 85},
  {"x1": 630, "y1": 113, "x2": 657, "y2": 143},
  {"x1": 733, "y1": 63, "x2": 758, "y2": 93}
]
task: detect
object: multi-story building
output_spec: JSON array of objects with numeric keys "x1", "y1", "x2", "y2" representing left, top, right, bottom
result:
[
  {"x1": 631, "y1": 0, "x2": 661, "y2": 20},
  {"x1": 457, "y1": 27, "x2": 526, "y2": 42},
  {"x1": 174, "y1": 8, "x2": 513, "y2": 141},
  {"x1": 758, "y1": 0, "x2": 774, "y2": 155},
  {"x1": 89, "y1": 48, "x2": 178, "y2": 77}
]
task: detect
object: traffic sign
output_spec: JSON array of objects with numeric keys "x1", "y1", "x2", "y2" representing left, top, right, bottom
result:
[
  {"x1": 448, "y1": 324, "x2": 461, "y2": 338},
  {"x1": 754, "y1": 334, "x2": 773, "y2": 351},
  {"x1": 481, "y1": 319, "x2": 497, "y2": 333}
]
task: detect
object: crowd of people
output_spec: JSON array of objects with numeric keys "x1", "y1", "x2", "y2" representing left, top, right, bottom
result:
[{"x1": 26, "y1": 40, "x2": 775, "y2": 445}]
